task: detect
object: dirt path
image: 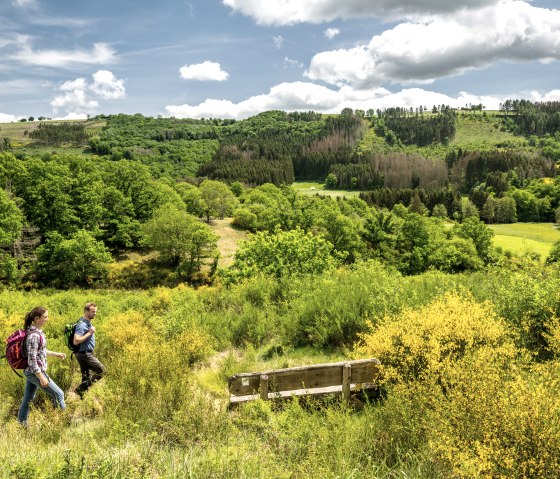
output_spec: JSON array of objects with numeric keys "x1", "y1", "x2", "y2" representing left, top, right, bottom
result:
[{"x1": 210, "y1": 218, "x2": 248, "y2": 267}]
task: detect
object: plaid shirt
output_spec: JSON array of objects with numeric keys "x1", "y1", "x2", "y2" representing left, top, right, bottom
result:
[{"x1": 24, "y1": 326, "x2": 46, "y2": 374}]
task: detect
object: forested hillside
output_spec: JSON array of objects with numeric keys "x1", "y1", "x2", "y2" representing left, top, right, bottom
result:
[{"x1": 1, "y1": 100, "x2": 560, "y2": 290}]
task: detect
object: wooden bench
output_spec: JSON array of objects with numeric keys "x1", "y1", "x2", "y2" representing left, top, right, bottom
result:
[{"x1": 228, "y1": 358, "x2": 380, "y2": 406}]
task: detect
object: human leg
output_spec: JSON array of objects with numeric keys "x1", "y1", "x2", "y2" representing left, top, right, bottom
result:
[
  {"x1": 17, "y1": 374, "x2": 38, "y2": 425},
  {"x1": 75, "y1": 352, "x2": 106, "y2": 396},
  {"x1": 42, "y1": 374, "x2": 65, "y2": 409}
]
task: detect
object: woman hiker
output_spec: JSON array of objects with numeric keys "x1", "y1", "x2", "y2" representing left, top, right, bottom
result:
[{"x1": 17, "y1": 306, "x2": 66, "y2": 426}]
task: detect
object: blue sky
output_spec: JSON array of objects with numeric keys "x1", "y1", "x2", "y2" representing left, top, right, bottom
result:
[{"x1": 0, "y1": 0, "x2": 559, "y2": 121}]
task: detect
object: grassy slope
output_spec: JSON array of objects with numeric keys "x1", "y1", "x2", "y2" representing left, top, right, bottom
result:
[
  {"x1": 211, "y1": 218, "x2": 248, "y2": 266},
  {"x1": 0, "y1": 118, "x2": 105, "y2": 151},
  {"x1": 291, "y1": 181, "x2": 361, "y2": 198},
  {"x1": 451, "y1": 112, "x2": 526, "y2": 148},
  {"x1": 489, "y1": 222, "x2": 560, "y2": 259}
]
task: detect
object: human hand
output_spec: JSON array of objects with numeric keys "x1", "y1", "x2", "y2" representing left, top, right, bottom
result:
[
  {"x1": 57, "y1": 352, "x2": 66, "y2": 360},
  {"x1": 39, "y1": 375, "x2": 49, "y2": 388},
  {"x1": 89, "y1": 326, "x2": 96, "y2": 334}
]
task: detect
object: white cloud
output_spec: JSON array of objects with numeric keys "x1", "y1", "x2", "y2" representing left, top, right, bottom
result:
[
  {"x1": 179, "y1": 61, "x2": 229, "y2": 81},
  {"x1": 59, "y1": 78, "x2": 88, "y2": 91},
  {"x1": 91, "y1": 70, "x2": 126, "y2": 99},
  {"x1": 164, "y1": 81, "x2": 517, "y2": 120},
  {"x1": 13, "y1": 39, "x2": 116, "y2": 68},
  {"x1": 50, "y1": 89, "x2": 99, "y2": 114},
  {"x1": 324, "y1": 28, "x2": 340, "y2": 39},
  {"x1": 11, "y1": 0, "x2": 37, "y2": 8},
  {"x1": 273, "y1": 35, "x2": 284, "y2": 49},
  {"x1": 305, "y1": 1, "x2": 560, "y2": 88},
  {"x1": 53, "y1": 112, "x2": 90, "y2": 121},
  {"x1": 283, "y1": 57, "x2": 304, "y2": 68},
  {"x1": 50, "y1": 70, "x2": 125, "y2": 115},
  {"x1": 0, "y1": 112, "x2": 19, "y2": 122},
  {"x1": 530, "y1": 89, "x2": 560, "y2": 102},
  {"x1": 222, "y1": 0, "x2": 499, "y2": 25}
]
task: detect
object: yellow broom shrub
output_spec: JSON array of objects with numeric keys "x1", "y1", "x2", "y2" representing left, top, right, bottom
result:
[{"x1": 355, "y1": 291, "x2": 516, "y2": 384}]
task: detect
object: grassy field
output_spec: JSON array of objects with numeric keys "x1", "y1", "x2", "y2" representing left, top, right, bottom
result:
[
  {"x1": 292, "y1": 181, "x2": 361, "y2": 198},
  {"x1": 451, "y1": 112, "x2": 526, "y2": 148},
  {"x1": 211, "y1": 218, "x2": 249, "y2": 266},
  {"x1": 489, "y1": 222, "x2": 560, "y2": 259},
  {"x1": 0, "y1": 118, "x2": 105, "y2": 148}
]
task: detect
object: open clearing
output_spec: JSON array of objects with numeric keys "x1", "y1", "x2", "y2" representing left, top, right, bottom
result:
[
  {"x1": 489, "y1": 222, "x2": 560, "y2": 259},
  {"x1": 292, "y1": 181, "x2": 361, "y2": 198},
  {"x1": 211, "y1": 218, "x2": 248, "y2": 266}
]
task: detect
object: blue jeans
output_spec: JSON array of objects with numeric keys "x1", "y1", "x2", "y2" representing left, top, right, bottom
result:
[{"x1": 18, "y1": 370, "x2": 65, "y2": 425}]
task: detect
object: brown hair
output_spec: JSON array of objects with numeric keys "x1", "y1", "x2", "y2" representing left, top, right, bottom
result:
[
  {"x1": 24, "y1": 306, "x2": 47, "y2": 329},
  {"x1": 84, "y1": 302, "x2": 97, "y2": 312}
]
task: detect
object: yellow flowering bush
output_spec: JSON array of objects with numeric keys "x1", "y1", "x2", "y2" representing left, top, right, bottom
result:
[
  {"x1": 427, "y1": 360, "x2": 560, "y2": 478},
  {"x1": 544, "y1": 315, "x2": 560, "y2": 357},
  {"x1": 355, "y1": 291, "x2": 516, "y2": 384}
]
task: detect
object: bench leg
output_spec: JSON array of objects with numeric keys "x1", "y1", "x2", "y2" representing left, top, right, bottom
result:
[
  {"x1": 342, "y1": 363, "x2": 351, "y2": 402},
  {"x1": 259, "y1": 374, "x2": 269, "y2": 401}
]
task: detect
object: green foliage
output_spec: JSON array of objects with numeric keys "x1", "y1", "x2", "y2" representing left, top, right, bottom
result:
[
  {"x1": 35, "y1": 230, "x2": 112, "y2": 288},
  {"x1": 142, "y1": 204, "x2": 218, "y2": 277},
  {"x1": 375, "y1": 106, "x2": 457, "y2": 146},
  {"x1": 3, "y1": 263, "x2": 560, "y2": 477},
  {"x1": 546, "y1": 240, "x2": 560, "y2": 264},
  {"x1": 199, "y1": 179, "x2": 238, "y2": 222},
  {"x1": 0, "y1": 189, "x2": 23, "y2": 248},
  {"x1": 453, "y1": 216, "x2": 495, "y2": 263},
  {"x1": 324, "y1": 172, "x2": 337, "y2": 189},
  {"x1": 28, "y1": 122, "x2": 89, "y2": 146},
  {"x1": 501, "y1": 99, "x2": 560, "y2": 136},
  {"x1": 223, "y1": 228, "x2": 338, "y2": 283}
]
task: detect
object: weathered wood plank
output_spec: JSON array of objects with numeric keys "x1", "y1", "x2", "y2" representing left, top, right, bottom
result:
[
  {"x1": 342, "y1": 363, "x2": 351, "y2": 401},
  {"x1": 228, "y1": 358, "x2": 380, "y2": 396},
  {"x1": 229, "y1": 382, "x2": 377, "y2": 404}
]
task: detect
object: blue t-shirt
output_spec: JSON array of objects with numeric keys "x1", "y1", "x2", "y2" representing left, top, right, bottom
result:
[{"x1": 75, "y1": 317, "x2": 95, "y2": 352}]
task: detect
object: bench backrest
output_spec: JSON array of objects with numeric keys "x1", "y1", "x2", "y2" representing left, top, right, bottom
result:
[{"x1": 228, "y1": 358, "x2": 380, "y2": 397}]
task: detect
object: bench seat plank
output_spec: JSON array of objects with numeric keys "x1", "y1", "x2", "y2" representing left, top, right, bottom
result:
[
  {"x1": 228, "y1": 358, "x2": 380, "y2": 403},
  {"x1": 230, "y1": 382, "x2": 377, "y2": 404}
]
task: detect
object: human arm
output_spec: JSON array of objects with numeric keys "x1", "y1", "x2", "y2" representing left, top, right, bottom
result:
[
  {"x1": 74, "y1": 326, "x2": 95, "y2": 346},
  {"x1": 47, "y1": 350, "x2": 66, "y2": 360}
]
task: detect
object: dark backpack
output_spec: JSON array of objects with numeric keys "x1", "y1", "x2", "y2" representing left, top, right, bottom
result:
[
  {"x1": 64, "y1": 322, "x2": 80, "y2": 353},
  {"x1": 4, "y1": 329, "x2": 43, "y2": 377}
]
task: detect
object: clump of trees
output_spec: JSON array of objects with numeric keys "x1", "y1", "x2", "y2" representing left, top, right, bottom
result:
[
  {"x1": 373, "y1": 106, "x2": 457, "y2": 146},
  {"x1": 500, "y1": 99, "x2": 560, "y2": 136},
  {"x1": 29, "y1": 122, "x2": 90, "y2": 146}
]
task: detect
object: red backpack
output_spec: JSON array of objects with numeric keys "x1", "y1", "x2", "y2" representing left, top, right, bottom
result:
[{"x1": 5, "y1": 329, "x2": 43, "y2": 377}]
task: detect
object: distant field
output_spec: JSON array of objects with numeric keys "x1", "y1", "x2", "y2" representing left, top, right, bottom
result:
[
  {"x1": 292, "y1": 181, "x2": 361, "y2": 198},
  {"x1": 0, "y1": 118, "x2": 105, "y2": 147},
  {"x1": 451, "y1": 112, "x2": 527, "y2": 149},
  {"x1": 489, "y1": 222, "x2": 560, "y2": 259}
]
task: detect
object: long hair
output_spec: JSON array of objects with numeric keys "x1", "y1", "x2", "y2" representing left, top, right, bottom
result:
[{"x1": 24, "y1": 306, "x2": 47, "y2": 329}]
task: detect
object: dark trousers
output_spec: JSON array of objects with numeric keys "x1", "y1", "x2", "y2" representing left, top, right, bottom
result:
[{"x1": 75, "y1": 351, "x2": 106, "y2": 395}]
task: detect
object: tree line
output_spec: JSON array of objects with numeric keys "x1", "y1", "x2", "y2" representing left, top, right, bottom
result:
[
  {"x1": 29, "y1": 122, "x2": 90, "y2": 146},
  {"x1": 500, "y1": 99, "x2": 560, "y2": 136},
  {"x1": 373, "y1": 106, "x2": 457, "y2": 146}
]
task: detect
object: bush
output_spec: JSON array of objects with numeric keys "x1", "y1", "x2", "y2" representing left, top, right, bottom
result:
[{"x1": 355, "y1": 291, "x2": 516, "y2": 384}]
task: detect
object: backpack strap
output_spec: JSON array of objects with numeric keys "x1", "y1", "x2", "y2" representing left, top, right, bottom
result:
[{"x1": 10, "y1": 366, "x2": 24, "y2": 378}]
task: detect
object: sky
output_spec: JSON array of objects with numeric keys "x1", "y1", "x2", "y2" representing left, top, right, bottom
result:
[{"x1": 0, "y1": 0, "x2": 559, "y2": 121}]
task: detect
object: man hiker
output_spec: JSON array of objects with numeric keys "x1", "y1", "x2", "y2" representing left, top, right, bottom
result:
[{"x1": 73, "y1": 302, "x2": 106, "y2": 398}]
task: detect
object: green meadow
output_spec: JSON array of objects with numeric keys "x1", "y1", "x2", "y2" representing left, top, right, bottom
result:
[
  {"x1": 291, "y1": 181, "x2": 361, "y2": 198},
  {"x1": 489, "y1": 222, "x2": 560, "y2": 259}
]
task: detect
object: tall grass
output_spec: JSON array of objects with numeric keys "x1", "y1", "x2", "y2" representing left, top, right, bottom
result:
[{"x1": 2, "y1": 261, "x2": 560, "y2": 477}]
